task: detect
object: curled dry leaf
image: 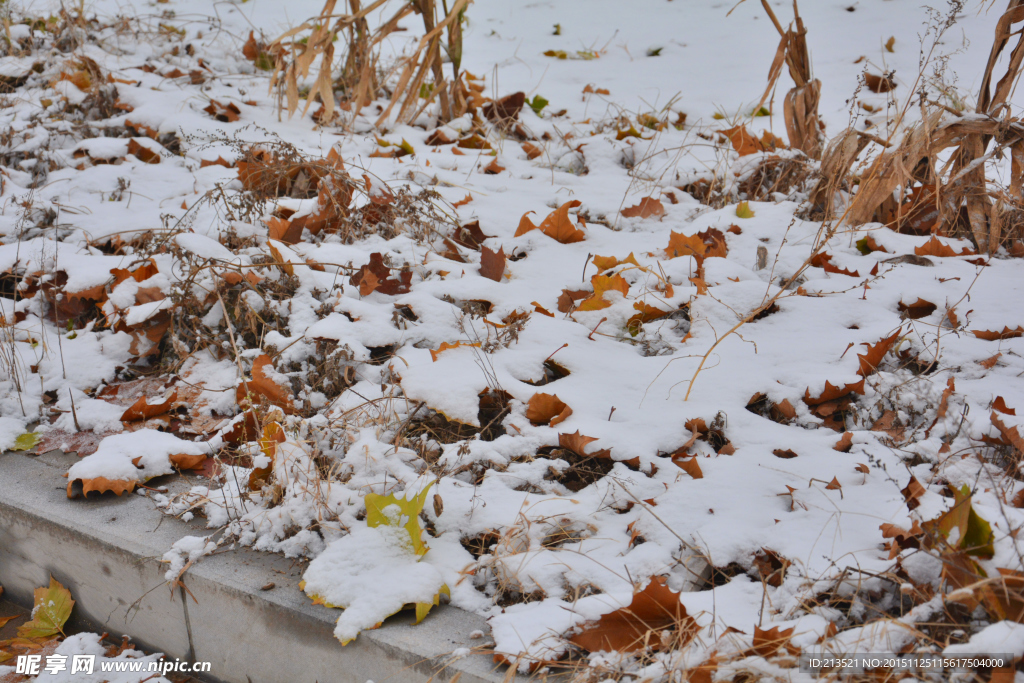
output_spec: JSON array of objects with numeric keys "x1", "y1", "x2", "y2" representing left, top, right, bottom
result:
[
  {"x1": 864, "y1": 73, "x2": 896, "y2": 93},
  {"x1": 526, "y1": 393, "x2": 573, "y2": 427},
  {"x1": 570, "y1": 576, "x2": 696, "y2": 653},
  {"x1": 429, "y1": 341, "x2": 481, "y2": 362},
  {"x1": 621, "y1": 197, "x2": 665, "y2": 219},
  {"x1": 349, "y1": 253, "x2": 412, "y2": 296},
  {"x1": 557, "y1": 288, "x2": 590, "y2": 313},
  {"x1": 834, "y1": 432, "x2": 853, "y2": 452},
  {"x1": 237, "y1": 354, "x2": 295, "y2": 414},
  {"x1": 772, "y1": 448, "x2": 798, "y2": 459},
  {"x1": 120, "y1": 390, "x2": 176, "y2": 422},
  {"x1": 127, "y1": 139, "x2": 160, "y2": 164},
  {"x1": 992, "y1": 412, "x2": 1024, "y2": 452},
  {"x1": 672, "y1": 454, "x2": 703, "y2": 479},
  {"x1": 482, "y1": 158, "x2": 505, "y2": 175},
  {"x1": 203, "y1": 99, "x2": 241, "y2": 123},
  {"x1": 514, "y1": 200, "x2": 586, "y2": 243},
  {"x1": 169, "y1": 453, "x2": 208, "y2": 471},
  {"x1": 898, "y1": 298, "x2": 937, "y2": 320},
  {"x1": 521, "y1": 142, "x2": 543, "y2": 160}
]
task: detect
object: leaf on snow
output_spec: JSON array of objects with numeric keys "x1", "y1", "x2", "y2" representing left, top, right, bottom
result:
[
  {"x1": 570, "y1": 576, "x2": 696, "y2": 653},
  {"x1": 577, "y1": 274, "x2": 629, "y2": 311},
  {"x1": 479, "y1": 246, "x2": 506, "y2": 282},
  {"x1": 621, "y1": 197, "x2": 665, "y2": 219},
  {"x1": 514, "y1": 200, "x2": 587, "y2": 243},
  {"x1": 526, "y1": 393, "x2": 573, "y2": 427},
  {"x1": 914, "y1": 236, "x2": 976, "y2": 258},
  {"x1": 856, "y1": 329, "x2": 900, "y2": 377},
  {"x1": 236, "y1": 354, "x2": 296, "y2": 414}
]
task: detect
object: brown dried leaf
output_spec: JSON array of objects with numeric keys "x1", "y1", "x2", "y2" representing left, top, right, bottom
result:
[
  {"x1": 479, "y1": 247, "x2": 506, "y2": 282},
  {"x1": 915, "y1": 236, "x2": 976, "y2": 258},
  {"x1": 236, "y1": 354, "x2": 295, "y2": 414},
  {"x1": 751, "y1": 625, "x2": 799, "y2": 657},
  {"x1": 995, "y1": 397, "x2": 1016, "y2": 416},
  {"x1": 898, "y1": 298, "x2": 937, "y2": 320},
  {"x1": 972, "y1": 326, "x2": 1024, "y2": 341},
  {"x1": 672, "y1": 455, "x2": 703, "y2": 479},
  {"x1": 120, "y1": 389, "x2": 176, "y2": 422},
  {"x1": 526, "y1": 393, "x2": 572, "y2": 427},
  {"x1": 857, "y1": 329, "x2": 900, "y2": 377},
  {"x1": 621, "y1": 197, "x2": 665, "y2": 219},
  {"x1": 570, "y1": 577, "x2": 696, "y2": 653},
  {"x1": 834, "y1": 432, "x2": 853, "y2": 452}
]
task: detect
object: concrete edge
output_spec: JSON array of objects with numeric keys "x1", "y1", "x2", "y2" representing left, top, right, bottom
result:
[{"x1": 0, "y1": 451, "x2": 523, "y2": 683}]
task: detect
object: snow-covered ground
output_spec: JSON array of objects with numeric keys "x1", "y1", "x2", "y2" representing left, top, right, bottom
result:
[{"x1": 3, "y1": 0, "x2": 1024, "y2": 678}]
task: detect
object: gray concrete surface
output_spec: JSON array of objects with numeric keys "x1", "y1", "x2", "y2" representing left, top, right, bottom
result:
[{"x1": 0, "y1": 450, "x2": 521, "y2": 683}]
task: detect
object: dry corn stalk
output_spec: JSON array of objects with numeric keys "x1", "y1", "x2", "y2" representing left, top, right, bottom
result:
[
  {"x1": 374, "y1": 0, "x2": 471, "y2": 128},
  {"x1": 757, "y1": 0, "x2": 822, "y2": 159},
  {"x1": 939, "y1": 0, "x2": 1024, "y2": 251}
]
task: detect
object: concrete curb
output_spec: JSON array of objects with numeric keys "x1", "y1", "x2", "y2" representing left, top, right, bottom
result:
[{"x1": 0, "y1": 451, "x2": 517, "y2": 683}]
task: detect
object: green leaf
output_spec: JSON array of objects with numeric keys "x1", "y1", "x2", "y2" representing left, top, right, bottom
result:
[
  {"x1": 543, "y1": 49, "x2": 568, "y2": 59},
  {"x1": 753, "y1": 105, "x2": 771, "y2": 117},
  {"x1": 12, "y1": 432, "x2": 41, "y2": 451},
  {"x1": 17, "y1": 577, "x2": 74, "y2": 639},
  {"x1": 712, "y1": 112, "x2": 726, "y2": 120},
  {"x1": 856, "y1": 238, "x2": 872, "y2": 255},
  {"x1": 647, "y1": 47, "x2": 663, "y2": 57},
  {"x1": 736, "y1": 201, "x2": 755, "y2": 219},
  {"x1": 398, "y1": 139, "x2": 416, "y2": 156},
  {"x1": 365, "y1": 481, "x2": 435, "y2": 556},
  {"x1": 528, "y1": 95, "x2": 549, "y2": 115}
]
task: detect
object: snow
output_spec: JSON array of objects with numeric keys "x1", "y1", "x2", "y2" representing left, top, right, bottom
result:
[
  {"x1": 0, "y1": 632, "x2": 171, "y2": 683},
  {"x1": 2, "y1": 0, "x2": 1024, "y2": 676}
]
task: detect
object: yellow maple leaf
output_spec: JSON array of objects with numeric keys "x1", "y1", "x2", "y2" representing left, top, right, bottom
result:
[{"x1": 578, "y1": 274, "x2": 629, "y2": 311}]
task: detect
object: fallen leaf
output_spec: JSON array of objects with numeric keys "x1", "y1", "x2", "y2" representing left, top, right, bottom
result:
[
  {"x1": 17, "y1": 577, "x2": 73, "y2": 639},
  {"x1": 557, "y1": 288, "x2": 590, "y2": 313},
  {"x1": 127, "y1": 139, "x2": 161, "y2": 164},
  {"x1": 751, "y1": 625, "x2": 799, "y2": 657},
  {"x1": 980, "y1": 353, "x2": 1002, "y2": 369},
  {"x1": 592, "y1": 253, "x2": 640, "y2": 271},
  {"x1": 120, "y1": 390, "x2": 176, "y2": 422},
  {"x1": 834, "y1": 432, "x2": 853, "y2": 452},
  {"x1": 202, "y1": 99, "x2": 241, "y2": 123},
  {"x1": 349, "y1": 253, "x2": 412, "y2": 296},
  {"x1": 526, "y1": 393, "x2": 573, "y2": 427},
  {"x1": 12, "y1": 432, "x2": 41, "y2": 451},
  {"x1": 479, "y1": 246, "x2": 506, "y2": 282},
  {"x1": 517, "y1": 200, "x2": 587, "y2": 243},
  {"x1": 972, "y1": 326, "x2": 1024, "y2": 341},
  {"x1": 735, "y1": 201, "x2": 755, "y2": 218},
  {"x1": 429, "y1": 341, "x2": 481, "y2": 362},
  {"x1": 236, "y1": 354, "x2": 295, "y2": 414},
  {"x1": 169, "y1": 453, "x2": 208, "y2": 471},
  {"x1": 864, "y1": 73, "x2": 896, "y2": 93},
  {"x1": 855, "y1": 463, "x2": 869, "y2": 473},
  {"x1": 898, "y1": 298, "x2": 937, "y2": 320},
  {"x1": 994, "y1": 397, "x2": 1016, "y2": 416},
  {"x1": 915, "y1": 236, "x2": 976, "y2": 258},
  {"x1": 811, "y1": 252, "x2": 860, "y2": 278},
  {"x1": 483, "y1": 158, "x2": 505, "y2": 174},
  {"x1": 672, "y1": 454, "x2": 703, "y2": 479},
  {"x1": 578, "y1": 274, "x2": 629, "y2": 311},
  {"x1": 825, "y1": 476, "x2": 842, "y2": 491},
  {"x1": 665, "y1": 232, "x2": 706, "y2": 261},
  {"x1": 452, "y1": 194, "x2": 473, "y2": 208},
  {"x1": 570, "y1": 576, "x2": 696, "y2": 653},
  {"x1": 804, "y1": 379, "x2": 866, "y2": 405},
  {"x1": 902, "y1": 477, "x2": 926, "y2": 511},
  {"x1": 772, "y1": 448, "x2": 798, "y2": 459},
  {"x1": 992, "y1": 412, "x2": 1024, "y2": 452},
  {"x1": 621, "y1": 197, "x2": 665, "y2": 219},
  {"x1": 521, "y1": 142, "x2": 543, "y2": 160},
  {"x1": 857, "y1": 329, "x2": 900, "y2": 377}
]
